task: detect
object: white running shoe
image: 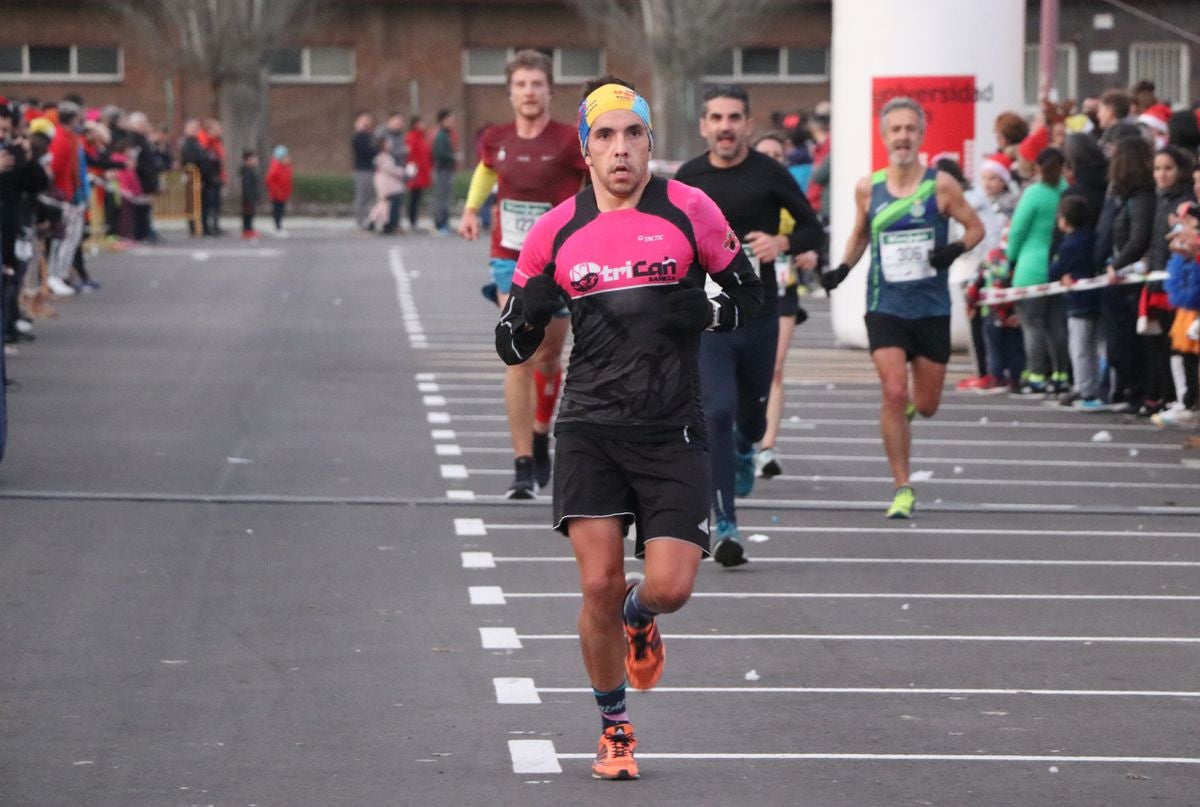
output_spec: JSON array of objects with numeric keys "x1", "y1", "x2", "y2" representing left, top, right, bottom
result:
[{"x1": 47, "y1": 276, "x2": 76, "y2": 297}]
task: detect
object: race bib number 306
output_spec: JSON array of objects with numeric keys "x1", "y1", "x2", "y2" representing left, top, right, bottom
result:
[
  {"x1": 879, "y1": 228, "x2": 935, "y2": 283},
  {"x1": 499, "y1": 199, "x2": 552, "y2": 250}
]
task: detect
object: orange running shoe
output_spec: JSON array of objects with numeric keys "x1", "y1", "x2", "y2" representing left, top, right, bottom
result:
[
  {"x1": 592, "y1": 722, "x2": 639, "y2": 780},
  {"x1": 624, "y1": 616, "x2": 665, "y2": 691}
]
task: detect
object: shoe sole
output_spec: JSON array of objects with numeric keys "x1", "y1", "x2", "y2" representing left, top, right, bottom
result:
[
  {"x1": 505, "y1": 487, "x2": 536, "y2": 500},
  {"x1": 712, "y1": 539, "x2": 748, "y2": 568},
  {"x1": 758, "y1": 461, "x2": 781, "y2": 478},
  {"x1": 886, "y1": 509, "x2": 913, "y2": 519},
  {"x1": 592, "y1": 768, "x2": 639, "y2": 780},
  {"x1": 625, "y1": 620, "x2": 664, "y2": 690}
]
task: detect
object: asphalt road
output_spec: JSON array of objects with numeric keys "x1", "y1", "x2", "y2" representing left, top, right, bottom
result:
[{"x1": 2, "y1": 225, "x2": 1198, "y2": 807}]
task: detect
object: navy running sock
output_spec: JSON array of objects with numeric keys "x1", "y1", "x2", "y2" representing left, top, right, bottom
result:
[
  {"x1": 594, "y1": 683, "x2": 629, "y2": 727},
  {"x1": 622, "y1": 583, "x2": 658, "y2": 629}
]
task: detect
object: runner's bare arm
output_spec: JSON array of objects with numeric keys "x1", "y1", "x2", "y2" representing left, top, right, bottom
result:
[{"x1": 838, "y1": 176, "x2": 872, "y2": 268}]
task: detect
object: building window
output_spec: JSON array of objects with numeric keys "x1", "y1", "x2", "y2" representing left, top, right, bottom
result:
[
  {"x1": 462, "y1": 47, "x2": 605, "y2": 84},
  {"x1": 268, "y1": 46, "x2": 355, "y2": 83},
  {"x1": 1023, "y1": 43, "x2": 1077, "y2": 106},
  {"x1": 1129, "y1": 42, "x2": 1190, "y2": 107},
  {"x1": 0, "y1": 44, "x2": 122, "y2": 81},
  {"x1": 702, "y1": 46, "x2": 829, "y2": 82}
]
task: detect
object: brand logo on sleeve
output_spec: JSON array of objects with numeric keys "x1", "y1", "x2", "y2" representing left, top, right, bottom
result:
[{"x1": 722, "y1": 230, "x2": 739, "y2": 252}]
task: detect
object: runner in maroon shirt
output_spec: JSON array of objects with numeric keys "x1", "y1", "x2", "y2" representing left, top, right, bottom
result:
[{"x1": 459, "y1": 50, "x2": 587, "y2": 498}]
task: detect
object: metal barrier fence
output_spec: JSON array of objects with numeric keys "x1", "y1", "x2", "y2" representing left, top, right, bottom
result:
[{"x1": 85, "y1": 167, "x2": 203, "y2": 251}]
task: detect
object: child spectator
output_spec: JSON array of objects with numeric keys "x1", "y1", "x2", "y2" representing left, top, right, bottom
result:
[
  {"x1": 265, "y1": 145, "x2": 293, "y2": 234},
  {"x1": 1155, "y1": 200, "x2": 1200, "y2": 428},
  {"x1": 1050, "y1": 195, "x2": 1102, "y2": 410},
  {"x1": 957, "y1": 153, "x2": 1018, "y2": 390},
  {"x1": 240, "y1": 149, "x2": 261, "y2": 240},
  {"x1": 971, "y1": 248, "x2": 1025, "y2": 392}
]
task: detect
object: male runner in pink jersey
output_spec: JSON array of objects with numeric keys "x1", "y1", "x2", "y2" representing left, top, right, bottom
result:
[
  {"x1": 497, "y1": 77, "x2": 762, "y2": 780},
  {"x1": 459, "y1": 49, "x2": 588, "y2": 498}
]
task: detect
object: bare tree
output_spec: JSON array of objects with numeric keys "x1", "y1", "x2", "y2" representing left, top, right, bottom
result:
[
  {"x1": 104, "y1": 0, "x2": 325, "y2": 179},
  {"x1": 564, "y1": 0, "x2": 786, "y2": 161}
]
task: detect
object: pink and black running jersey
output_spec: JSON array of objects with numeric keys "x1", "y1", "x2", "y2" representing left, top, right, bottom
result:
[
  {"x1": 477, "y1": 120, "x2": 588, "y2": 261},
  {"x1": 502, "y1": 176, "x2": 762, "y2": 442}
]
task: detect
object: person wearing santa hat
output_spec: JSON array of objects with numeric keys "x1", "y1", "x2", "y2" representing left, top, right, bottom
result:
[{"x1": 1137, "y1": 103, "x2": 1172, "y2": 150}]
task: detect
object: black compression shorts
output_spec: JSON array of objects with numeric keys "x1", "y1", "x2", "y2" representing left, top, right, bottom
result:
[
  {"x1": 865, "y1": 312, "x2": 951, "y2": 364},
  {"x1": 552, "y1": 431, "x2": 711, "y2": 558}
]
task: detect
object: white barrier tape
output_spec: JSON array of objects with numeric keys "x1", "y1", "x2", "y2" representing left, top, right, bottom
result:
[{"x1": 978, "y1": 263, "x2": 1165, "y2": 305}]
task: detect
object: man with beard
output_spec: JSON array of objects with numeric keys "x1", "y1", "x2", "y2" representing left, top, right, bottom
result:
[
  {"x1": 459, "y1": 49, "x2": 587, "y2": 498},
  {"x1": 673, "y1": 84, "x2": 823, "y2": 566},
  {"x1": 822, "y1": 97, "x2": 983, "y2": 518}
]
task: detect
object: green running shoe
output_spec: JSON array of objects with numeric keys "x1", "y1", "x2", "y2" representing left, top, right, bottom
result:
[
  {"x1": 886, "y1": 485, "x2": 915, "y2": 519},
  {"x1": 905, "y1": 402, "x2": 917, "y2": 423}
]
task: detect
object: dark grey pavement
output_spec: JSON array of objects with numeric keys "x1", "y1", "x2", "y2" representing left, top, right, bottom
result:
[{"x1": 2, "y1": 227, "x2": 1198, "y2": 807}]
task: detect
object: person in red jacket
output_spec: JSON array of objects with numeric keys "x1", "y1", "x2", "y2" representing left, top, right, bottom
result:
[
  {"x1": 404, "y1": 116, "x2": 433, "y2": 232},
  {"x1": 265, "y1": 145, "x2": 293, "y2": 233}
]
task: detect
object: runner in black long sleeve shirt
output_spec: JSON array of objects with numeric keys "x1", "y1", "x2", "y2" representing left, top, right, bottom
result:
[{"x1": 672, "y1": 84, "x2": 823, "y2": 566}]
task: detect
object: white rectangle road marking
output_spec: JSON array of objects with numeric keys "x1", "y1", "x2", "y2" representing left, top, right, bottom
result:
[
  {"x1": 426, "y1": 412, "x2": 451, "y2": 424},
  {"x1": 508, "y1": 740, "x2": 562, "y2": 773},
  {"x1": 439, "y1": 464, "x2": 468, "y2": 479},
  {"x1": 415, "y1": 373, "x2": 436, "y2": 381},
  {"x1": 434, "y1": 444, "x2": 462, "y2": 456},
  {"x1": 469, "y1": 586, "x2": 506, "y2": 604},
  {"x1": 446, "y1": 490, "x2": 476, "y2": 501},
  {"x1": 422, "y1": 395, "x2": 447, "y2": 407},
  {"x1": 461, "y1": 551, "x2": 496, "y2": 568},
  {"x1": 430, "y1": 429, "x2": 456, "y2": 440},
  {"x1": 418, "y1": 382, "x2": 440, "y2": 393},
  {"x1": 480, "y1": 627, "x2": 522, "y2": 649},
  {"x1": 454, "y1": 518, "x2": 487, "y2": 536},
  {"x1": 494, "y1": 678, "x2": 541, "y2": 704}
]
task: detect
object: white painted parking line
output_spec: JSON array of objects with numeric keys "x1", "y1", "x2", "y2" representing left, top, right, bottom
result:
[
  {"x1": 508, "y1": 740, "x2": 562, "y2": 773},
  {"x1": 480, "y1": 627, "x2": 522, "y2": 649},
  {"x1": 477, "y1": 589, "x2": 1200, "y2": 602},
  {"x1": 771, "y1": 474, "x2": 1200, "y2": 490},
  {"x1": 469, "y1": 586, "x2": 506, "y2": 604},
  {"x1": 483, "y1": 554, "x2": 1200, "y2": 568},
  {"x1": 550, "y1": 750, "x2": 1200, "y2": 765},
  {"x1": 415, "y1": 373, "x2": 436, "y2": 381},
  {"x1": 478, "y1": 522, "x2": 1198, "y2": 540},
  {"x1": 422, "y1": 395, "x2": 447, "y2": 407},
  {"x1": 439, "y1": 464, "x2": 468, "y2": 479},
  {"x1": 426, "y1": 412, "x2": 451, "y2": 424},
  {"x1": 446, "y1": 490, "x2": 476, "y2": 501},
  {"x1": 779, "y1": 435, "x2": 1181, "y2": 450},
  {"x1": 526, "y1": 682, "x2": 1200, "y2": 699},
  {"x1": 461, "y1": 552, "x2": 496, "y2": 568},
  {"x1": 494, "y1": 677, "x2": 541, "y2": 704},
  {"x1": 454, "y1": 518, "x2": 487, "y2": 536},
  {"x1": 434, "y1": 444, "x2": 462, "y2": 456},
  {"x1": 518, "y1": 632, "x2": 1200, "y2": 644},
  {"x1": 418, "y1": 382, "x2": 440, "y2": 393},
  {"x1": 430, "y1": 429, "x2": 456, "y2": 440}
]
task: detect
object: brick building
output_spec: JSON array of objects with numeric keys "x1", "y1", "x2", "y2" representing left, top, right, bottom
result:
[{"x1": 2, "y1": 1, "x2": 1197, "y2": 172}]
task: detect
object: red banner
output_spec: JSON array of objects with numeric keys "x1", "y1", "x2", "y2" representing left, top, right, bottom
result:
[{"x1": 872, "y1": 75, "x2": 977, "y2": 176}]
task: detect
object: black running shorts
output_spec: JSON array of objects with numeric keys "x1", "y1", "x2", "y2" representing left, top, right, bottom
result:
[
  {"x1": 552, "y1": 431, "x2": 711, "y2": 558},
  {"x1": 865, "y1": 312, "x2": 951, "y2": 364}
]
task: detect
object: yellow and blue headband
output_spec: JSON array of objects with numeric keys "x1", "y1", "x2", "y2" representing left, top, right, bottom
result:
[{"x1": 577, "y1": 83, "x2": 653, "y2": 155}]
